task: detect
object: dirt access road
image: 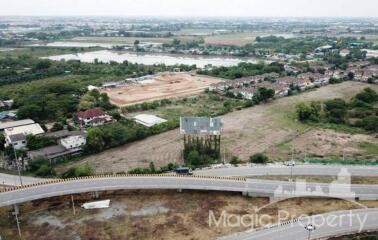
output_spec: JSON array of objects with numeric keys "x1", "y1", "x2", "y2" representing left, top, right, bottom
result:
[{"x1": 60, "y1": 82, "x2": 378, "y2": 173}]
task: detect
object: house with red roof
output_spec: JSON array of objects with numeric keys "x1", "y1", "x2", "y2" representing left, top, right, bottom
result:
[{"x1": 76, "y1": 108, "x2": 112, "y2": 127}]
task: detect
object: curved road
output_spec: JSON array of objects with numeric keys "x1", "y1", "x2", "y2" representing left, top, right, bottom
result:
[
  {"x1": 195, "y1": 164, "x2": 378, "y2": 177},
  {"x1": 220, "y1": 208, "x2": 378, "y2": 240},
  {"x1": 1, "y1": 175, "x2": 378, "y2": 207}
]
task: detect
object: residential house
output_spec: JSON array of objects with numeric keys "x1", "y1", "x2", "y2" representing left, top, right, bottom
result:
[
  {"x1": 76, "y1": 108, "x2": 112, "y2": 126},
  {"x1": 60, "y1": 135, "x2": 87, "y2": 150},
  {"x1": 4, "y1": 123, "x2": 45, "y2": 150}
]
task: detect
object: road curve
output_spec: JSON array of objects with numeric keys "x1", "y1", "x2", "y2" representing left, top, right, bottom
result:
[
  {"x1": 2, "y1": 175, "x2": 378, "y2": 208},
  {"x1": 0, "y1": 173, "x2": 48, "y2": 186},
  {"x1": 195, "y1": 164, "x2": 378, "y2": 177},
  {"x1": 219, "y1": 208, "x2": 378, "y2": 240},
  {"x1": 0, "y1": 175, "x2": 246, "y2": 207}
]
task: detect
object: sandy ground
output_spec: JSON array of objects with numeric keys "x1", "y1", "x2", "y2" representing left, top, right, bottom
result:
[
  {"x1": 1, "y1": 190, "x2": 378, "y2": 240},
  {"x1": 103, "y1": 72, "x2": 223, "y2": 106},
  {"x1": 60, "y1": 82, "x2": 378, "y2": 173}
]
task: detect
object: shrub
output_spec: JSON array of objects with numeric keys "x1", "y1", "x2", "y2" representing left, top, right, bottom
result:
[{"x1": 249, "y1": 153, "x2": 269, "y2": 164}]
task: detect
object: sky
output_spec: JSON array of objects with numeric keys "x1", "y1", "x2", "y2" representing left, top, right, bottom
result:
[{"x1": 0, "y1": 0, "x2": 377, "y2": 18}]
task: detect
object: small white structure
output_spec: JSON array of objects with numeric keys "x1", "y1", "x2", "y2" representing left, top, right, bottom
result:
[
  {"x1": 81, "y1": 200, "x2": 110, "y2": 209},
  {"x1": 134, "y1": 114, "x2": 167, "y2": 127},
  {"x1": 87, "y1": 85, "x2": 99, "y2": 91},
  {"x1": 60, "y1": 135, "x2": 86, "y2": 150}
]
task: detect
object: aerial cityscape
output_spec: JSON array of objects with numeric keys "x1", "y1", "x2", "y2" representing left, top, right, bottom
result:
[{"x1": 0, "y1": 0, "x2": 378, "y2": 239}]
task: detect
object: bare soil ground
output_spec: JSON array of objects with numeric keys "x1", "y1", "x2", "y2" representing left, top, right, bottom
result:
[
  {"x1": 1, "y1": 190, "x2": 377, "y2": 240},
  {"x1": 59, "y1": 82, "x2": 378, "y2": 173},
  {"x1": 103, "y1": 72, "x2": 223, "y2": 106}
]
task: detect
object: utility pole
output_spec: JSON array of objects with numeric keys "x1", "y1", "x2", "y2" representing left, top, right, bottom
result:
[
  {"x1": 71, "y1": 195, "x2": 76, "y2": 215},
  {"x1": 12, "y1": 204, "x2": 21, "y2": 238}
]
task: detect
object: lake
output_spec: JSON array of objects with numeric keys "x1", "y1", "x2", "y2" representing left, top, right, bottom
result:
[{"x1": 45, "y1": 50, "x2": 263, "y2": 68}]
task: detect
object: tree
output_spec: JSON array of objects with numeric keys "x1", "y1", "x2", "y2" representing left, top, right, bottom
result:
[
  {"x1": 85, "y1": 128, "x2": 105, "y2": 152},
  {"x1": 296, "y1": 102, "x2": 321, "y2": 122},
  {"x1": 186, "y1": 150, "x2": 202, "y2": 166},
  {"x1": 324, "y1": 99, "x2": 347, "y2": 124},
  {"x1": 26, "y1": 135, "x2": 54, "y2": 150},
  {"x1": 358, "y1": 116, "x2": 378, "y2": 132},
  {"x1": 347, "y1": 72, "x2": 355, "y2": 80},
  {"x1": 255, "y1": 87, "x2": 275, "y2": 103},
  {"x1": 249, "y1": 153, "x2": 268, "y2": 164},
  {"x1": 355, "y1": 88, "x2": 378, "y2": 104}
]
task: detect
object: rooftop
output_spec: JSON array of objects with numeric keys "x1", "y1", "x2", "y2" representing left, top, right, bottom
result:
[
  {"x1": 4, "y1": 123, "x2": 45, "y2": 136},
  {"x1": 134, "y1": 114, "x2": 167, "y2": 128},
  {"x1": 0, "y1": 119, "x2": 35, "y2": 131}
]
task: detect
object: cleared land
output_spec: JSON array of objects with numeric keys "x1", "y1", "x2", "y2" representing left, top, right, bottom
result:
[
  {"x1": 102, "y1": 72, "x2": 223, "y2": 106},
  {"x1": 59, "y1": 82, "x2": 378, "y2": 173},
  {"x1": 1, "y1": 190, "x2": 378, "y2": 240},
  {"x1": 68, "y1": 36, "x2": 174, "y2": 44},
  {"x1": 204, "y1": 32, "x2": 258, "y2": 46}
]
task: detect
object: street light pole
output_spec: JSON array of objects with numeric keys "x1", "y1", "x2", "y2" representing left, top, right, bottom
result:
[
  {"x1": 11, "y1": 144, "x2": 23, "y2": 187},
  {"x1": 305, "y1": 224, "x2": 316, "y2": 240}
]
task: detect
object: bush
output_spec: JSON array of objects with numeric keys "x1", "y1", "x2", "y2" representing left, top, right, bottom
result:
[
  {"x1": 230, "y1": 156, "x2": 242, "y2": 166},
  {"x1": 249, "y1": 153, "x2": 269, "y2": 164},
  {"x1": 35, "y1": 164, "x2": 56, "y2": 177},
  {"x1": 62, "y1": 164, "x2": 94, "y2": 178}
]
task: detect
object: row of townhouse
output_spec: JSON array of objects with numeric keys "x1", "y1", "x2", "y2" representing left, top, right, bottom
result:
[
  {"x1": 347, "y1": 65, "x2": 378, "y2": 83},
  {"x1": 209, "y1": 75, "x2": 265, "y2": 93},
  {"x1": 213, "y1": 72, "x2": 332, "y2": 100}
]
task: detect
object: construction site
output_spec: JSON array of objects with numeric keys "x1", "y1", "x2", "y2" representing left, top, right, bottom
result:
[{"x1": 101, "y1": 72, "x2": 223, "y2": 106}]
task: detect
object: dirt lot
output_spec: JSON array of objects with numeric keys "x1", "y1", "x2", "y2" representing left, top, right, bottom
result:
[
  {"x1": 1, "y1": 190, "x2": 377, "y2": 240},
  {"x1": 268, "y1": 129, "x2": 378, "y2": 160},
  {"x1": 103, "y1": 72, "x2": 223, "y2": 106},
  {"x1": 60, "y1": 82, "x2": 378, "y2": 173}
]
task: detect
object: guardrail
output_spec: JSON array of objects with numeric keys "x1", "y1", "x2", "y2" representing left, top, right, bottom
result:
[{"x1": 0, "y1": 174, "x2": 246, "y2": 194}]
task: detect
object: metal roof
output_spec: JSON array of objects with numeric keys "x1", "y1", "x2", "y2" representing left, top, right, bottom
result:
[{"x1": 0, "y1": 119, "x2": 35, "y2": 131}]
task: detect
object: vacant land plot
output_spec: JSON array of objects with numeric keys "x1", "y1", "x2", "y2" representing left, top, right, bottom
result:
[
  {"x1": 68, "y1": 36, "x2": 173, "y2": 44},
  {"x1": 268, "y1": 129, "x2": 378, "y2": 160},
  {"x1": 204, "y1": 32, "x2": 258, "y2": 46},
  {"x1": 103, "y1": 72, "x2": 223, "y2": 106},
  {"x1": 61, "y1": 82, "x2": 378, "y2": 173},
  {"x1": 1, "y1": 190, "x2": 377, "y2": 240}
]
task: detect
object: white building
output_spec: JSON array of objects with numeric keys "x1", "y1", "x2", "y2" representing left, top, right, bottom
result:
[
  {"x1": 60, "y1": 135, "x2": 86, "y2": 150},
  {"x1": 4, "y1": 123, "x2": 45, "y2": 149},
  {"x1": 134, "y1": 114, "x2": 167, "y2": 127},
  {"x1": 5, "y1": 133, "x2": 27, "y2": 150}
]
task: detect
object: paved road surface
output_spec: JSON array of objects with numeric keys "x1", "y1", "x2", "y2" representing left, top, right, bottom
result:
[
  {"x1": 0, "y1": 173, "x2": 47, "y2": 186},
  {"x1": 219, "y1": 208, "x2": 378, "y2": 240},
  {"x1": 195, "y1": 164, "x2": 378, "y2": 177},
  {"x1": 1, "y1": 176, "x2": 378, "y2": 207}
]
